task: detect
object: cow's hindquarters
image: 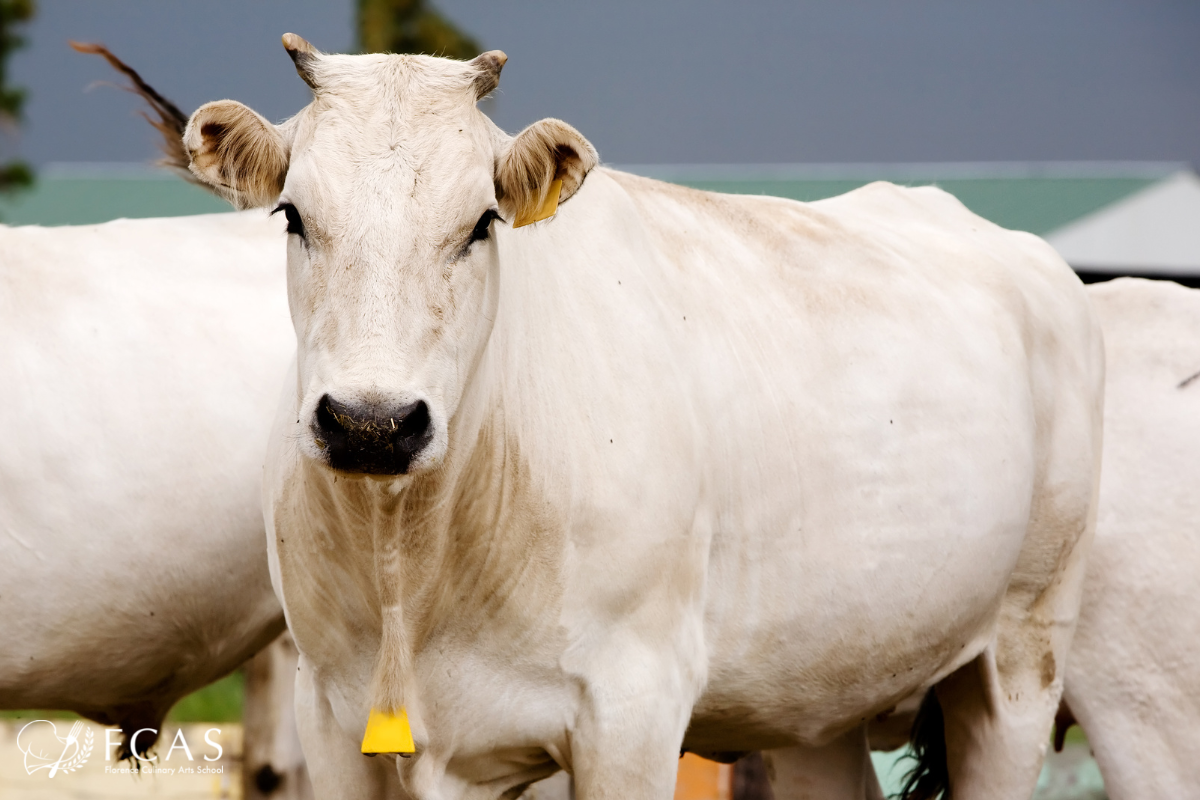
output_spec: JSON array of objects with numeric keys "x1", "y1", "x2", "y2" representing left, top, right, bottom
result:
[{"x1": 932, "y1": 277, "x2": 1104, "y2": 800}]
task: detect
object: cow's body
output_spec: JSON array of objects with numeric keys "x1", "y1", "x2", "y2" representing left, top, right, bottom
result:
[
  {"x1": 263, "y1": 170, "x2": 1102, "y2": 799},
  {"x1": 158, "y1": 39, "x2": 1104, "y2": 800},
  {"x1": 0, "y1": 212, "x2": 292, "y2": 747},
  {"x1": 1063, "y1": 278, "x2": 1200, "y2": 799}
]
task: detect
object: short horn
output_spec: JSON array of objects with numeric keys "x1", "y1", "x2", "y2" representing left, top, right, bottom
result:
[
  {"x1": 470, "y1": 50, "x2": 507, "y2": 99},
  {"x1": 282, "y1": 32, "x2": 320, "y2": 89}
]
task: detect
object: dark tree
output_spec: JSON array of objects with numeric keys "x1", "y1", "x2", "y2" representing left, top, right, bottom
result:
[
  {"x1": 0, "y1": 0, "x2": 33, "y2": 195},
  {"x1": 358, "y1": 0, "x2": 480, "y2": 60}
]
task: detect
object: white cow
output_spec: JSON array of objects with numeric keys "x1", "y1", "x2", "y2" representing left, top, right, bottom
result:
[
  {"x1": 1061, "y1": 278, "x2": 1200, "y2": 799},
  {"x1": 0, "y1": 212, "x2": 293, "y2": 756},
  {"x1": 174, "y1": 36, "x2": 1103, "y2": 800}
]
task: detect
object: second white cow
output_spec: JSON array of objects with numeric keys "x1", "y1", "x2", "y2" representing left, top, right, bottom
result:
[
  {"x1": 1063, "y1": 278, "x2": 1200, "y2": 799},
  {"x1": 0, "y1": 212, "x2": 292, "y2": 756}
]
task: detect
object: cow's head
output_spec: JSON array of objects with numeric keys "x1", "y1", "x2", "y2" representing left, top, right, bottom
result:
[{"x1": 183, "y1": 34, "x2": 596, "y2": 475}]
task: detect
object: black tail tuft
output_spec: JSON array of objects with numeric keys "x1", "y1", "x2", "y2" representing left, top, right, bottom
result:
[{"x1": 896, "y1": 688, "x2": 950, "y2": 800}]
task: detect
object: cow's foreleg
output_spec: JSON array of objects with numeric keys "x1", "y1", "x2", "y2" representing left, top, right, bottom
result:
[
  {"x1": 293, "y1": 654, "x2": 397, "y2": 800},
  {"x1": 569, "y1": 669, "x2": 695, "y2": 800},
  {"x1": 764, "y1": 724, "x2": 883, "y2": 800}
]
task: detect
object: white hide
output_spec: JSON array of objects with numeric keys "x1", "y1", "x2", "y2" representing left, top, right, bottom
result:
[
  {"x1": 270, "y1": 168, "x2": 1103, "y2": 800},
  {"x1": 0, "y1": 212, "x2": 292, "y2": 744},
  {"x1": 1063, "y1": 278, "x2": 1200, "y2": 799},
  {"x1": 181, "y1": 45, "x2": 1103, "y2": 800}
]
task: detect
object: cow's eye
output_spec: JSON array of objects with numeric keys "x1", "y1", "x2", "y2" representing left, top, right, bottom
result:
[
  {"x1": 470, "y1": 209, "x2": 500, "y2": 244},
  {"x1": 272, "y1": 202, "x2": 306, "y2": 239}
]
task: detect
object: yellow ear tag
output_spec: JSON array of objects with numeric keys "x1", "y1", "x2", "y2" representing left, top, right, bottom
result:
[
  {"x1": 361, "y1": 708, "x2": 416, "y2": 755},
  {"x1": 512, "y1": 178, "x2": 562, "y2": 228}
]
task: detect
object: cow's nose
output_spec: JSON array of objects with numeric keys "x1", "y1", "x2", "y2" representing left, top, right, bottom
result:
[{"x1": 313, "y1": 394, "x2": 432, "y2": 475}]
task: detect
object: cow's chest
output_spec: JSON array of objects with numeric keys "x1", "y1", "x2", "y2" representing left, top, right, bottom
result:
[{"x1": 412, "y1": 636, "x2": 579, "y2": 757}]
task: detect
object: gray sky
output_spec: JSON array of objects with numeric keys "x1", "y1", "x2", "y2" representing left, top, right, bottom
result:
[{"x1": 8, "y1": 1, "x2": 1200, "y2": 168}]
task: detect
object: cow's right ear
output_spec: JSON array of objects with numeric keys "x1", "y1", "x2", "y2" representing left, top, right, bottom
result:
[
  {"x1": 183, "y1": 101, "x2": 289, "y2": 209},
  {"x1": 495, "y1": 118, "x2": 597, "y2": 227}
]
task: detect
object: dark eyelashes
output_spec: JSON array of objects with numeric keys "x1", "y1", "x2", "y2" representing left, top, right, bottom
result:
[
  {"x1": 271, "y1": 202, "x2": 306, "y2": 239},
  {"x1": 450, "y1": 208, "x2": 504, "y2": 262},
  {"x1": 470, "y1": 209, "x2": 502, "y2": 244}
]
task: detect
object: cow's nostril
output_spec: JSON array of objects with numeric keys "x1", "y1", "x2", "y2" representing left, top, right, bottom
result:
[
  {"x1": 312, "y1": 394, "x2": 433, "y2": 475},
  {"x1": 315, "y1": 394, "x2": 350, "y2": 447},
  {"x1": 394, "y1": 400, "x2": 430, "y2": 444}
]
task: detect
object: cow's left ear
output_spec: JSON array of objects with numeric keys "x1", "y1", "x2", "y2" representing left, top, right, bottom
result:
[
  {"x1": 183, "y1": 100, "x2": 289, "y2": 209},
  {"x1": 496, "y1": 119, "x2": 598, "y2": 226}
]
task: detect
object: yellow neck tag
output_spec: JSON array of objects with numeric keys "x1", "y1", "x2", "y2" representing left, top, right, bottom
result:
[
  {"x1": 512, "y1": 178, "x2": 562, "y2": 228},
  {"x1": 361, "y1": 707, "x2": 416, "y2": 755}
]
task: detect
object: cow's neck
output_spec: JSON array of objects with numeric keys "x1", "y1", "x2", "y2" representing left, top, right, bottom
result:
[{"x1": 337, "y1": 355, "x2": 566, "y2": 715}]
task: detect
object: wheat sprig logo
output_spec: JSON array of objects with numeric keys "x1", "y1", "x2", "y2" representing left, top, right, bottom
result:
[{"x1": 17, "y1": 720, "x2": 95, "y2": 777}]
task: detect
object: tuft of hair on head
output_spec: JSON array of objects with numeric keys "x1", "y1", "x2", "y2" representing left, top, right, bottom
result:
[
  {"x1": 69, "y1": 41, "x2": 193, "y2": 178},
  {"x1": 469, "y1": 50, "x2": 507, "y2": 100},
  {"x1": 282, "y1": 32, "x2": 321, "y2": 90}
]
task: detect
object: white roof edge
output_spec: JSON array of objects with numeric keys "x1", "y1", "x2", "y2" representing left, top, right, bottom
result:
[
  {"x1": 1046, "y1": 171, "x2": 1200, "y2": 273},
  {"x1": 613, "y1": 161, "x2": 1192, "y2": 181}
]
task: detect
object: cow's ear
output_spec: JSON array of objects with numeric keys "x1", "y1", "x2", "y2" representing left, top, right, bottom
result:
[
  {"x1": 496, "y1": 119, "x2": 597, "y2": 226},
  {"x1": 183, "y1": 100, "x2": 289, "y2": 209}
]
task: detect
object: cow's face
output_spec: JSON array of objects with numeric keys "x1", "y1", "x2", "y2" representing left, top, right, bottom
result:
[{"x1": 182, "y1": 35, "x2": 595, "y2": 476}]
